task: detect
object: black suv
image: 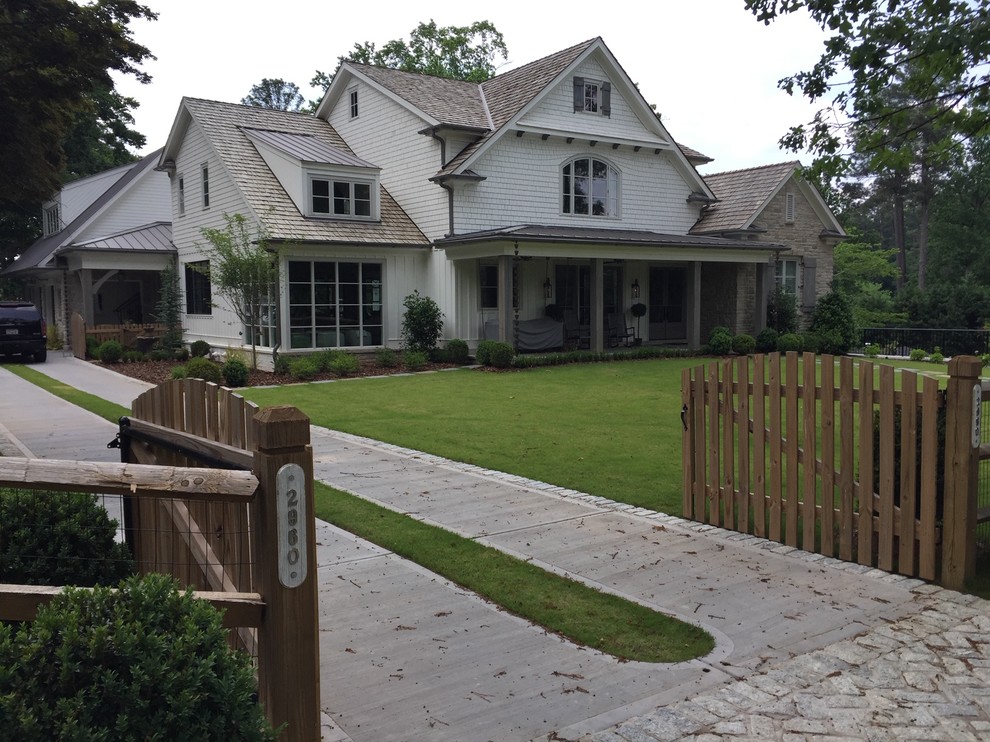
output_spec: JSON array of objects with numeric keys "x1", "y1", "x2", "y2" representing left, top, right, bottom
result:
[{"x1": 0, "y1": 300, "x2": 47, "y2": 362}]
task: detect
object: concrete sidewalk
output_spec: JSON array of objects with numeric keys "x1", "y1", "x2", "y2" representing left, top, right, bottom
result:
[{"x1": 1, "y1": 356, "x2": 988, "y2": 740}]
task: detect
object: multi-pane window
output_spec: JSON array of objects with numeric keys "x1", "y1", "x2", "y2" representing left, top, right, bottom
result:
[
  {"x1": 583, "y1": 81, "x2": 600, "y2": 113},
  {"x1": 776, "y1": 259, "x2": 798, "y2": 295},
  {"x1": 479, "y1": 264, "x2": 498, "y2": 309},
  {"x1": 177, "y1": 175, "x2": 185, "y2": 216},
  {"x1": 288, "y1": 260, "x2": 383, "y2": 349},
  {"x1": 184, "y1": 260, "x2": 212, "y2": 315},
  {"x1": 310, "y1": 178, "x2": 373, "y2": 218},
  {"x1": 43, "y1": 204, "x2": 61, "y2": 236},
  {"x1": 562, "y1": 158, "x2": 619, "y2": 217},
  {"x1": 201, "y1": 164, "x2": 210, "y2": 208},
  {"x1": 349, "y1": 89, "x2": 359, "y2": 118}
]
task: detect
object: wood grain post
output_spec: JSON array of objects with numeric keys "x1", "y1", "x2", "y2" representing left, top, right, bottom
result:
[
  {"x1": 942, "y1": 356, "x2": 981, "y2": 590},
  {"x1": 251, "y1": 406, "x2": 320, "y2": 741}
]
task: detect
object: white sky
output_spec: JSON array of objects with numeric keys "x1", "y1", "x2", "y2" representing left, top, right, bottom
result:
[{"x1": 114, "y1": 0, "x2": 833, "y2": 174}]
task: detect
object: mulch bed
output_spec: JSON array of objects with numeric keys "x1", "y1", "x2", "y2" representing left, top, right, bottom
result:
[{"x1": 93, "y1": 355, "x2": 463, "y2": 388}]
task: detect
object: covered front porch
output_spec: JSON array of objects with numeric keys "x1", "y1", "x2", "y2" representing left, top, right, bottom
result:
[{"x1": 438, "y1": 226, "x2": 785, "y2": 353}]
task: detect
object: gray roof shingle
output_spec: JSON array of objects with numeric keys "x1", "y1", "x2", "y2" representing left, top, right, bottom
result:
[
  {"x1": 181, "y1": 98, "x2": 428, "y2": 246},
  {"x1": 693, "y1": 161, "x2": 801, "y2": 234}
]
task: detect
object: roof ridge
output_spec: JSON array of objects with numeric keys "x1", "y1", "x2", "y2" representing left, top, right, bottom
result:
[{"x1": 704, "y1": 160, "x2": 801, "y2": 178}]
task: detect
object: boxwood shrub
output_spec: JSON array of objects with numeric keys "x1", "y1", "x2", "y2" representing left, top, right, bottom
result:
[
  {"x1": 777, "y1": 333, "x2": 803, "y2": 352},
  {"x1": 189, "y1": 339, "x2": 211, "y2": 358},
  {"x1": 222, "y1": 357, "x2": 249, "y2": 387},
  {"x1": 184, "y1": 357, "x2": 222, "y2": 384},
  {"x1": 0, "y1": 573, "x2": 275, "y2": 740},
  {"x1": 731, "y1": 333, "x2": 756, "y2": 356},
  {"x1": 97, "y1": 339, "x2": 123, "y2": 364},
  {"x1": 446, "y1": 339, "x2": 470, "y2": 365}
]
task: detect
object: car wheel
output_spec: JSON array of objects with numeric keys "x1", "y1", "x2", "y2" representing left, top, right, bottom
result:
[{"x1": 33, "y1": 349, "x2": 47, "y2": 363}]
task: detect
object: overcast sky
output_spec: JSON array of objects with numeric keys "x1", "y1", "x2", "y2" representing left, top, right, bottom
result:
[{"x1": 114, "y1": 0, "x2": 833, "y2": 174}]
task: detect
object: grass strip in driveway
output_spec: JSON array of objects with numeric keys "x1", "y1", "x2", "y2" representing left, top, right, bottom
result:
[
  {"x1": 5, "y1": 366, "x2": 715, "y2": 662},
  {"x1": 314, "y1": 480, "x2": 714, "y2": 663},
  {"x1": 3, "y1": 364, "x2": 129, "y2": 424}
]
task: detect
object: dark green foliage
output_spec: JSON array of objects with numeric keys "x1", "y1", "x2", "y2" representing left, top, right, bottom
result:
[
  {"x1": 508, "y1": 345, "x2": 693, "y2": 369},
  {"x1": 445, "y1": 339, "x2": 470, "y2": 364},
  {"x1": 767, "y1": 287, "x2": 798, "y2": 335},
  {"x1": 313, "y1": 349, "x2": 345, "y2": 373},
  {"x1": 777, "y1": 333, "x2": 803, "y2": 352},
  {"x1": 475, "y1": 340, "x2": 497, "y2": 366},
  {"x1": 97, "y1": 339, "x2": 123, "y2": 363},
  {"x1": 289, "y1": 357, "x2": 318, "y2": 380},
  {"x1": 148, "y1": 348, "x2": 169, "y2": 361},
  {"x1": 173, "y1": 346, "x2": 189, "y2": 361},
  {"x1": 0, "y1": 573, "x2": 275, "y2": 741},
  {"x1": 170, "y1": 365, "x2": 187, "y2": 380},
  {"x1": 273, "y1": 354, "x2": 292, "y2": 375},
  {"x1": 810, "y1": 288, "x2": 857, "y2": 355},
  {"x1": 153, "y1": 259, "x2": 183, "y2": 353},
  {"x1": 485, "y1": 342, "x2": 515, "y2": 368},
  {"x1": 910, "y1": 348, "x2": 928, "y2": 361},
  {"x1": 374, "y1": 348, "x2": 399, "y2": 368},
  {"x1": 222, "y1": 357, "x2": 249, "y2": 387},
  {"x1": 241, "y1": 78, "x2": 304, "y2": 111},
  {"x1": 707, "y1": 326, "x2": 733, "y2": 356},
  {"x1": 121, "y1": 350, "x2": 145, "y2": 363},
  {"x1": 801, "y1": 333, "x2": 822, "y2": 354},
  {"x1": 329, "y1": 353, "x2": 360, "y2": 377},
  {"x1": 756, "y1": 327, "x2": 779, "y2": 353},
  {"x1": 732, "y1": 333, "x2": 756, "y2": 355},
  {"x1": 0, "y1": 489, "x2": 134, "y2": 586},
  {"x1": 85, "y1": 335, "x2": 100, "y2": 359},
  {"x1": 403, "y1": 349, "x2": 428, "y2": 371},
  {"x1": 401, "y1": 290, "x2": 444, "y2": 353},
  {"x1": 184, "y1": 357, "x2": 222, "y2": 384},
  {"x1": 189, "y1": 339, "x2": 211, "y2": 358}
]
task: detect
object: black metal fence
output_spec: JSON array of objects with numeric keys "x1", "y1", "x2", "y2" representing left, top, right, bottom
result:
[{"x1": 861, "y1": 327, "x2": 990, "y2": 358}]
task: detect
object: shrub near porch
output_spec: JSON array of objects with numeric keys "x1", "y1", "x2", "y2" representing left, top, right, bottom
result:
[{"x1": 243, "y1": 358, "x2": 703, "y2": 514}]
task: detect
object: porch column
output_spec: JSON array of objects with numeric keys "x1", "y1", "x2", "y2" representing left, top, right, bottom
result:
[
  {"x1": 754, "y1": 261, "x2": 769, "y2": 334},
  {"x1": 80, "y1": 269, "x2": 95, "y2": 325},
  {"x1": 687, "y1": 261, "x2": 701, "y2": 350},
  {"x1": 497, "y1": 255, "x2": 513, "y2": 345},
  {"x1": 591, "y1": 259, "x2": 604, "y2": 352}
]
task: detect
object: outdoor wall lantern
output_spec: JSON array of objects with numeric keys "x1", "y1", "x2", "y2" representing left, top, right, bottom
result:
[
  {"x1": 631, "y1": 278, "x2": 640, "y2": 298},
  {"x1": 543, "y1": 276, "x2": 553, "y2": 299}
]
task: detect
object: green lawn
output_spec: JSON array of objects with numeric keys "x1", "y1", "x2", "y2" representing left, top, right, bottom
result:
[{"x1": 243, "y1": 357, "x2": 703, "y2": 514}]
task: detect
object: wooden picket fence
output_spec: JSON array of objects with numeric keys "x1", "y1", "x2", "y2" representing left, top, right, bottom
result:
[
  {"x1": 70, "y1": 311, "x2": 166, "y2": 358},
  {"x1": 0, "y1": 380, "x2": 321, "y2": 740},
  {"x1": 682, "y1": 352, "x2": 983, "y2": 588}
]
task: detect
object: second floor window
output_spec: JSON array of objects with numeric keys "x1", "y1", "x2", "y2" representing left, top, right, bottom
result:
[
  {"x1": 562, "y1": 157, "x2": 619, "y2": 217},
  {"x1": 177, "y1": 175, "x2": 185, "y2": 216},
  {"x1": 311, "y1": 177, "x2": 373, "y2": 218}
]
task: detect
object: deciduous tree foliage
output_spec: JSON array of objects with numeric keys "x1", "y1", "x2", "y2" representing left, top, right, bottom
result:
[
  {"x1": 0, "y1": 0, "x2": 156, "y2": 209},
  {"x1": 241, "y1": 78, "x2": 305, "y2": 111},
  {"x1": 745, "y1": 0, "x2": 990, "y2": 174}
]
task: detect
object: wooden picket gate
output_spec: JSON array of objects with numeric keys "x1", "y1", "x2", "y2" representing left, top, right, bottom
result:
[
  {"x1": 0, "y1": 379, "x2": 321, "y2": 740},
  {"x1": 682, "y1": 352, "x2": 983, "y2": 588}
]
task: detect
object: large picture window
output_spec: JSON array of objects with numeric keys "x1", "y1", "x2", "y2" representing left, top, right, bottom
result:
[
  {"x1": 288, "y1": 260, "x2": 383, "y2": 349},
  {"x1": 184, "y1": 261, "x2": 212, "y2": 315},
  {"x1": 562, "y1": 158, "x2": 619, "y2": 217}
]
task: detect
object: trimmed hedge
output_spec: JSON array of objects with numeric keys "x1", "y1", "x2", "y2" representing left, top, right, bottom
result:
[{"x1": 184, "y1": 357, "x2": 222, "y2": 384}]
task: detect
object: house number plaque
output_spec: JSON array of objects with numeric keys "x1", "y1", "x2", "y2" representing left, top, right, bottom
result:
[{"x1": 276, "y1": 463, "x2": 307, "y2": 588}]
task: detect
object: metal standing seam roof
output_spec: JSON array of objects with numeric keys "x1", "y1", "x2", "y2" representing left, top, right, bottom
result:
[
  {"x1": 179, "y1": 98, "x2": 428, "y2": 247},
  {"x1": 241, "y1": 128, "x2": 377, "y2": 169},
  {"x1": 2, "y1": 148, "x2": 164, "y2": 275},
  {"x1": 61, "y1": 222, "x2": 174, "y2": 253},
  {"x1": 693, "y1": 161, "x2": 802, "y2": 235}
]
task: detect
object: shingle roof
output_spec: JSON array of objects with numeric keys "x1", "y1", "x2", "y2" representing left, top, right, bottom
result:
[
  {"x1": 349, "y1": 64, "x2": 489, "y2": 128},
  {"x1": 180, "y1": 98, "x2": 427, "y2": 246},
  {"x1": 63, "y1": 222, "x2": 173, "y2": 253},
  {"x1": 2, "y1": 149, "x2": 164, "y2": 275},
  {"x1": 692, "y1": 161, "x2": 801, "y2": 235}
]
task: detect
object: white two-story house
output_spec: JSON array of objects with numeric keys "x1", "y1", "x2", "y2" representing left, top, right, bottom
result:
[{"x1": 158, "y1": 37, "x2": 841, "y2": 367}]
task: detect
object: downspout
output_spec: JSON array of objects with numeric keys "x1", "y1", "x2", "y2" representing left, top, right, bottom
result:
[{"x1": 426, "y1": 128, "x2": 455, "y2": 237}]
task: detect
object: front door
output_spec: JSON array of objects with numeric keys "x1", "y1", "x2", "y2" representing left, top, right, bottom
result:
[{"x1": 648, "y1": 267, "x2": 686, "y2": 342}]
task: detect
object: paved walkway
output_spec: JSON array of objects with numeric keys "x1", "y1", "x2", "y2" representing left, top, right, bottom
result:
[{"x1": 1, "y1": 355, "x2": 988, "y2": 741}]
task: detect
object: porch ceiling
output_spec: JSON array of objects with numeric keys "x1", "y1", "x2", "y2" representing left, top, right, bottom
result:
[{"x1": 436, "y1": 224, "x2": 787, "y2": 264}]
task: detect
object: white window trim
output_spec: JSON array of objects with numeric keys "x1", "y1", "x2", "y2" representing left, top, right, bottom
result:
[
  {"x1": 348, "y1": 88, "x2": 359, "y2": 119},
  {"x1": 776, "y1": 258, "x2": 799, "y2": 295},
  {"x1": 560, "y1": 156, "x2": 621, "y2": 218},
  {"x1": 177, "y1": 174, "x2": 185, "y2": 216},
  {"x1": 306, "y1": 172, "x2": 379, "y2": 221},
  {"x1": 200, "y1": 163, "x2": 210, "y2": 209}
]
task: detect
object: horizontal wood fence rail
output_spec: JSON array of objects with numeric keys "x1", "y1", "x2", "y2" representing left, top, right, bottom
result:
[
  {"x1": 682, "y1": 352, "x2": 981, "y2": 587},
  {"x1": 119, "y1": 416, "x2": 256, "y2": 471},
  {"x1": 0, "y1": 457, "x2": 257, "y2": 501},
  {"x1": 0, "y1": 583, "x2": 264, "y2": 627}
]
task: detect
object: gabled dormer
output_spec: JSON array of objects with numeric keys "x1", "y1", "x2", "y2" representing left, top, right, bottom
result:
[{"x1": 242, "y1": 128, "x2": 381, "y2": 221}]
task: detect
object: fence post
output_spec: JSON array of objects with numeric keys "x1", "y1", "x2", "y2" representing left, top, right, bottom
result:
[
  {"x1": 942, "y1": 356, "x2": 981, "y2": 590},
  {"x1": 251, "y1": 405, "x2": 320, "y2": 741}
]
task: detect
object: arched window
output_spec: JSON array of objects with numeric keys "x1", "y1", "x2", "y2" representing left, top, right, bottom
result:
[{"x1": 562, "y1": 157, "x2": 619, "y2": 217}]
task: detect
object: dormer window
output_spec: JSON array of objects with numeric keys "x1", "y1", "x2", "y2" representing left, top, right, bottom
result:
[
  {"x1": 562, "y1": 157, "x2": 619, "y2": 217},
  {"x1": 349, "y1": 89, "x2": 359, "y2": 118},
  {"x1": 573, "y1": 77, "x2": 611, "y2": 117},
  {"x1": 43, "y1": 204, "x2": 61, "y2": 236},
  {"x1": 309, "y1": 175, "x2": 375, "y2": 219}
]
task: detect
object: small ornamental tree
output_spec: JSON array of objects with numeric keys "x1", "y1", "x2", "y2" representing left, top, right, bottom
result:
[
  {"x1": 198, "y1": 214, "x2": 279, "y2": 370},
  {"x1": 401, "y1": 290, "x2": 444, "y2": 353},
  {"x1": 153, "y1": 258, "x2": 183, "y2": 353},
  {"x1": 0, "y1": 573, "x2": 275, "y2": 740}
]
